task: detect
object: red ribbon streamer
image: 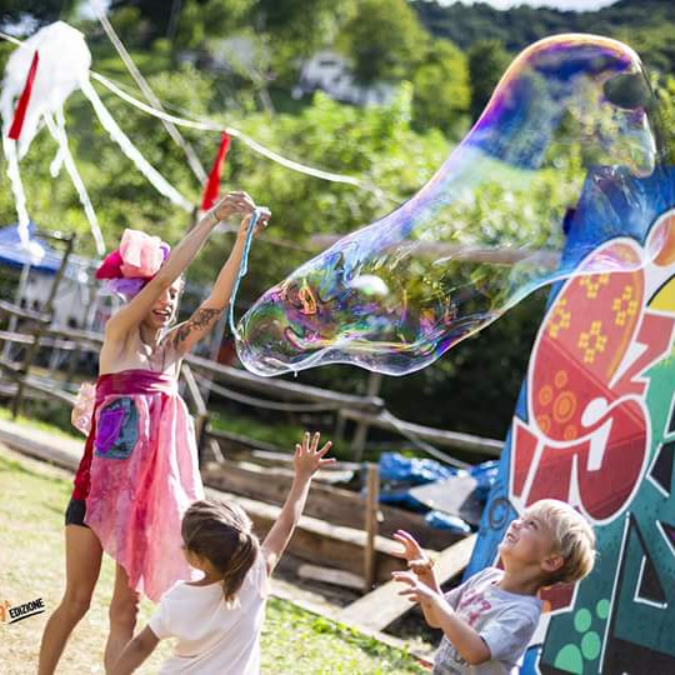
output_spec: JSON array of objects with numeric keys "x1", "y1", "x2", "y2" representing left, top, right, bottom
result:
[
  {"x1": 8, "y1": 50, "x2": 40, "y2": 141},
  {"x1": 200, "y1": 131, "x2": 231, "y2": 211}
]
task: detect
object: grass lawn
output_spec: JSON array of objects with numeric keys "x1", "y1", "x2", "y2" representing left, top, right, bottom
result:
[{"x1": 0, "y1": 443, "x2": 428, "y2": 674}]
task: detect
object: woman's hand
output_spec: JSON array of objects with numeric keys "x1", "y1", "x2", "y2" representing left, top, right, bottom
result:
[
  {"x1": 238, "y1": 207, "x2": 271, "y2": 240},
  {"x1": 212, "y1": 191, "x2": 256, "y2": 222}
]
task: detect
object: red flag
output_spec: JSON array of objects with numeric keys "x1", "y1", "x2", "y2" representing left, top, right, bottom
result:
[
  {"x1": 8, "y1": 50, "x2": 40, "y2": 141},
  {"x1": 200, "y1": 131, "x2": 231, "y2": 211}
]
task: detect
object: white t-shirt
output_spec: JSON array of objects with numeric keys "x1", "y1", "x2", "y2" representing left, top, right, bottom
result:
[
  {"x1": 433, "y1": 567, "x2": 542, "y2": 675},
  {"x1": 149, "y1": 555, "x2": 269, "y2": 674}
]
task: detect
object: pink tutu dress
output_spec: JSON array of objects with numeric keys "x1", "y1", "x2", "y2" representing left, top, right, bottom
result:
[{"x1": 72, "y1": 369, "x2": 204, "y2": 602}]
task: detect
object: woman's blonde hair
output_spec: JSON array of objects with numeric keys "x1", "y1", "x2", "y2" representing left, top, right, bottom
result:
[
  {"x1": 526, "y1": 499, "x2": 596, "y2": 584},
  {"x1": 182, "y1": 499, "x2": 260, "y2": 604}
]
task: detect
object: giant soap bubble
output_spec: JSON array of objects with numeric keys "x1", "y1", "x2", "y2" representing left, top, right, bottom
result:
[{"x1": 236, "y1": 34, "x2": 666, "y2": 376}]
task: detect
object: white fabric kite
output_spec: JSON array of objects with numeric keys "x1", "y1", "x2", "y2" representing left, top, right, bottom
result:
[{"x1": 0, "y1": 21, "x2": 192, "y2": 255}]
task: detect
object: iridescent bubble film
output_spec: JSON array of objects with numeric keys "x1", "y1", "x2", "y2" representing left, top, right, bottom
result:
[{"x1": 237, "y1": 35, "x2": 668, "y2": 376}]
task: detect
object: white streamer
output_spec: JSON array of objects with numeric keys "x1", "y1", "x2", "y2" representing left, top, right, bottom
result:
[
  {"x1": 2, "y1": 135, "x2": 30, "y2": 235},
  {"x1": 90, "y1": 72, "x2": 369, "y2": 189},
  {"x1": 95, "y1": 9, "x2": 207, "y2": 183},
  {"x1": 45, "y1": 110, "x2": 106, "y2": 255},
  {"x1": 80, "y1": 76, "x2": 193, "y2": 211},
  {"x1": 0, "y1": 26, "x2": 392, "y2": 209},
  {"x1": 1, "y1": 130, "x2": 45, "y2": 262},
  {"x1": 49, "y1": 140, "x2": 66, "y2": 177}
]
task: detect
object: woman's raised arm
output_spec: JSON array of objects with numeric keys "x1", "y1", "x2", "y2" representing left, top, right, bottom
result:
[
  {"x1": 105, "y1": 192, "x2": 255, "y2": 343},
  {"x1": 169, "y1": 208, "x2": 271, "y2": 357}
]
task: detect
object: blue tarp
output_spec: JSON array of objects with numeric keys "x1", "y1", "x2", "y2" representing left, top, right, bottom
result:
[
  {"x1": 0, "y1": 222, "x2": 62, "y2": 274},
  {"x1": 425, "y1": 510, "x2": 473, "y2": 535},
  {"x1": 376, "y1": 452, "x2": 500, "y2": 533},
  {"x1": 378, "y1": 452, "x2": 456, "y2": 485}
]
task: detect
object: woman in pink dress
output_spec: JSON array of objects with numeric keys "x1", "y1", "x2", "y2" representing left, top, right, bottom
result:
[{"x1": 38, "y1": 191, "x2": 270, "y2": 674}]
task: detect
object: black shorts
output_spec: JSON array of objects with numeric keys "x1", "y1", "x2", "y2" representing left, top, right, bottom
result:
[{"x1": 64, "y1": 498, "x2": 89, "y2": 528}]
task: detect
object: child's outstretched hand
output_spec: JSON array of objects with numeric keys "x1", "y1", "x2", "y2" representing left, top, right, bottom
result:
[
  {"x1": 294, "y1": 432, "x2": 334, "y2": 481},
  {"x1": 392, "y1": 530, "x2": 434, "y2": 575},
  {"x1": 392, "y1": 570, "x2": 439, "y2": 605}
]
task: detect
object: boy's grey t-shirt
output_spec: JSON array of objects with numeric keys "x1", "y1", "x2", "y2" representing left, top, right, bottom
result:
[{"x1": 433, "y1": 567, "x2": 542, "y2": 675}]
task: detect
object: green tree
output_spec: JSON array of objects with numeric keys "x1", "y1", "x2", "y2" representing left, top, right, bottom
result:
[
  {"x1": 0, "y1": 28, "x2": 594, "y2": 438},
  {"x1": 249, "y1": 0, "x2": 355, "y2": 87},
  {"x1": 339, "y1": 0, "x2": 426, "y2": 84},
  {"x1": 0, "y1": 1, "x2": 82, "y2": 29},
  {"x1": 652, "y1": 74, "x2": 675, "y2": 163},
  {"x1": 107, "y1": 0, "x2": 252, "y2": 49},
  {"x1": 173, "y1": 0, "x2": 252, "y2": 51},
  {"x1": 412, "y1": 38, "x2": 470, "y2": 138},
  {"x1": 467, "y1": 38, "x2": 510, "y2": 122}
]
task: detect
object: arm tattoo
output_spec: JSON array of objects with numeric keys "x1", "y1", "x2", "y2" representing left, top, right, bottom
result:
[{"x1": 173, "y1": 307, "x2": 223, "y2": 347}]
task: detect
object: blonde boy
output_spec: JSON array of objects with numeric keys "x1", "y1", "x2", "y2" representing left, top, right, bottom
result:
[{"x1": 393, "y1": 499, "x2": 596, "y2": 675}]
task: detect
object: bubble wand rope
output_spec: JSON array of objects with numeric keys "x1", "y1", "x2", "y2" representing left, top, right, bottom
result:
[{"x1": 228, "y1": 208, "x2": 262, "y2": 339}]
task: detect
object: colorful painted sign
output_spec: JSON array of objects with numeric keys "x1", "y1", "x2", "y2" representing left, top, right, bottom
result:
[{"x1": 468, "y1": 167, "x2": 675, "y2": 674}]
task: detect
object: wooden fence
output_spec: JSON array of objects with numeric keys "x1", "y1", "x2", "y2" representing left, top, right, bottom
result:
[
  {"x1": 0, "y1": 299, "x2": 492, "y2": 592},
  {"x1": 0, "y1": 300, "x2": 502, "y2": 463}
]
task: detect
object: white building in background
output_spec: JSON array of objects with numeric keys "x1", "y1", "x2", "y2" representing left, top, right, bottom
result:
[
  {"x1": 183, "y1": 35, "x2": 397, "y2": 108},
  {"x1": 20, "y1": 260, "x2": 112, "y2": 331},
  {"x1": 207, "y1": 35, "x2": 262, "y2": 75},
  {"x1": 293, "y1": 50, "x2": 397, "y2": 106}
]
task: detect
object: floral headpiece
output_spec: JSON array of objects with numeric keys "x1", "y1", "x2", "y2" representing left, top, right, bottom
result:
[{"x1": 96, "y1": 229, "x2": 170, "y2": 300}]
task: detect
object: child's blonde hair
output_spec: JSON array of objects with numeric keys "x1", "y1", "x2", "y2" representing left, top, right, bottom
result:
[
  {"x1": 525, "y1": 499, "x2": 596, "y2": 584},
  {"x1": 182, "y1": 500, "x2": 260, "y2": 603}
]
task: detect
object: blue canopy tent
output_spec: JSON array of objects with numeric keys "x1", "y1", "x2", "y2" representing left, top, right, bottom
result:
[{"x1": 0, "y1": 222, "x2": 63, "y2": 275}]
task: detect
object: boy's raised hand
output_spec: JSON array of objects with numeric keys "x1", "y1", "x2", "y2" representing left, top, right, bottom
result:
[
  {"x1": 294, "y1": 431, "x2": 335, "y2": 480},
  {"x1": 392, "y1": 530, "x2": 434, "y2": 574},
  {"x1": 392, "y1": 570, "x2": 439, "y2": 605}
]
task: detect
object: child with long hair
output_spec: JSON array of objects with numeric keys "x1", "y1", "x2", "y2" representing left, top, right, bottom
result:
[
  {"x1": 38, "y1": 192, "x2": 270, "y2": 674},
  {"x1": 110, "y1": 431, "x2": 334, "y2": 674}
]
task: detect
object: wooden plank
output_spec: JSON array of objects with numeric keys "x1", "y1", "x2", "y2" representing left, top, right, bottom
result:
[
  {"x1": 364, "y1": 463, "x2": 379, "y2": 591},
  {"x1": 0, "y1": 364, "x2": 77, "y2": 406},
  {"x1": 298, "y1": 564, "x2": 364, "y2": 591},
  {"x1": 251, "y1": 448, "x2": 360, "y2": 473},
  {"x1": 0, "y1": 299, "x2": 50, "y2": 323},
  {"x1": 269, "y1": 576, "x2": 435, "y2": 667},
  {"x1": 410, "y1": 475, "x2": 484, "y2": 526},
  {"x1": 337, "y1": 534, "x2": 477, "y2": 632},
  {"x1": 181, "y1": 363, "x2": 209, "y2": 460},
  {"x1": 187, "y1": 353, "x2": 384, "y2": 413},
  {"x1": 181, "y1": 363, "x2": 208, "y2": 416},
  {"x1": 0, "y1": 418, "x2": 407, "y2": 584},
  {"x1": 0, "y1": 329, "x2": 98, "y2": 352},
  {"x1": 207, "y1": 427, "x2": 287, "y2": 455},
  {"x1": 350, "y1": 372, "x2": 383, "y2": 460},
  {"x1": 0, "y1": 419, "x2": 82, "y2": 472},
  {"x1": 341, "y1": 408, "x2": 502, "y2": 457},
  {"x1": 0, "y1": 325, "x2": 504, "y2": 463},
  {"x1": 204, "y1": 486, "x2": 406, "y2": 583},
  {"x1": 202, "y1": 461, "x2": 461, "y2": 550}
]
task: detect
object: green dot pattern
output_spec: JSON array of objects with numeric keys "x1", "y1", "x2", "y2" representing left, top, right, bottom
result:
[
  {"x1": 554, "y1": 599, "x2": 611, "y2": 671},
  {"x1": 581, "y1": 632, "x2": 601, "y2": 660},
  {"x1": 596, "y1": 599, "x2": 610, "y2": 620},
  {"x1": 574, "y1": 608, "x2": 592, "y2": 633},
  {"x1": 554, "y1": 644, "x2": 584, "y2": 674}
]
